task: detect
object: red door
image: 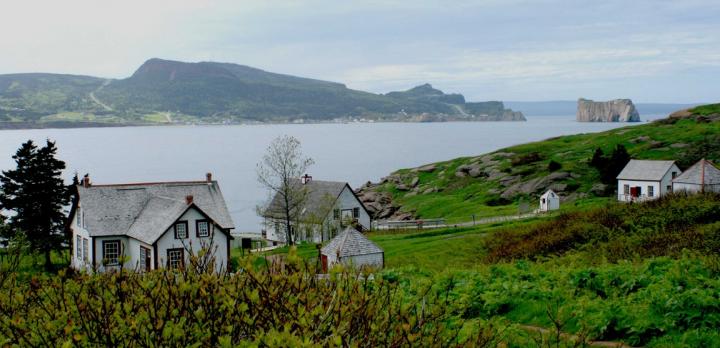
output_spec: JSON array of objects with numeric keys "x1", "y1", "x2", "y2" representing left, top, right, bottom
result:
[{"x1": 321, "y1": 255, "x2": 328, "y2": 273}]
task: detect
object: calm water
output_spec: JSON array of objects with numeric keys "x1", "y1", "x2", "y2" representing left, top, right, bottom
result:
[{"x1": 0, "y1": 117, "x2": 637, "y2": 231}]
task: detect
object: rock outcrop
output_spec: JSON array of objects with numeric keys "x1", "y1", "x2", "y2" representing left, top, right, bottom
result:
[{"x1": 576, "y1": 98, "x2": 640, "y2": 122}]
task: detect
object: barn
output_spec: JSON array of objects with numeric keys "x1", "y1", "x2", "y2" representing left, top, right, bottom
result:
[
  {"x1": 672, "y1": 159, "x2": 720, "y2": 193},
  {"x1": 320, "y1": 226, "x2": 383, "y2": 272}
]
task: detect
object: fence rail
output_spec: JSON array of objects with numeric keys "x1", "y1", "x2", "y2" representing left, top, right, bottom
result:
[{"x1": 373, "y1": 212, "x2": 538, "y2": 231}]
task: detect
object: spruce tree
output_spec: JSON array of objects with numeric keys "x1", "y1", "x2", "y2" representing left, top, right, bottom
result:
[{"x1": 0, "y1": 140, "x2": 69, "y2": 271}]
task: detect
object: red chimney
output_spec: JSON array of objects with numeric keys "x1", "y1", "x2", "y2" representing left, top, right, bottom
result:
[
  {"x1": 206, "y1": 172, "x2": 212, "y2": 183},
  {"x1": 185, "y1": 195, "x2": 194, "y2": 204},
  {"x1": 301, "y1": 174, "x2": 312, "y2": 185},
  {"x1": 82, "y1": 174, "x2": 91, "y2": 188}
]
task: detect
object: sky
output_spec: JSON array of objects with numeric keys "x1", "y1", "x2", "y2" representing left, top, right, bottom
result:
[{"x1": 0, "y1": 0, "x2": 718, "y2": 103}]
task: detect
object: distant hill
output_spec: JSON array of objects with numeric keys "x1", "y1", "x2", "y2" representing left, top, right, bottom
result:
[{"x1": 0, "y1": 58, "x2": 523, "y2": 128}]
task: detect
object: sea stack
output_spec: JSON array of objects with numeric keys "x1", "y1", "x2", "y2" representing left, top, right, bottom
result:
[{"x1": 576, "y1": 98, "x2": 640, "y2": 122}]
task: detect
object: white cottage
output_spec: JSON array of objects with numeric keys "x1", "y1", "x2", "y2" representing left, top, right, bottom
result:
[
  {"x1": 539, "y1": 189, "x2": 560, "y2": 212},
  {"x1": 616, "y1": 160, "x2": 681, "y2": 202},
  {"x1": 68, "y1": 174, "x2": 235, "y2": 273},
  {"x1": 262, "y1": 175, "x2": 371, "y2": 245},
  {"x1": 320, "y1": 226, "x2": 383, "y2": 272},
  {"x1": 672, "y1": 159, "x2": 720, "y2": 193}
]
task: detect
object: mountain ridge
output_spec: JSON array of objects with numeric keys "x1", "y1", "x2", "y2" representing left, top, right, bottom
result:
[{"x1": 0, "y1": 58, "x2": 524, "y2": 127}]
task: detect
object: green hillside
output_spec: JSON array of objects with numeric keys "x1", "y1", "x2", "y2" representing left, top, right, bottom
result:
[
  {"x1": 360, "y1": 109, "x2": 720, "y2": 223},
  {"x1": 0, "y1": 59, "x2": 524, "y2": 127}
]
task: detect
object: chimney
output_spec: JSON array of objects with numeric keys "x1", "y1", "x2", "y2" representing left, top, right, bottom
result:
[
  {"x1": 82, "y1": 174, "x2": 91, "y2": 188},
  {"x1": 206, "y1": 172, "x2": 213, "y2": 183},
  {"x1": 185, "y1": 195, "x2": 194, "y2": 205},
  {"x1": 301, "y1": 174, "x2": 312, "y2": 185}
]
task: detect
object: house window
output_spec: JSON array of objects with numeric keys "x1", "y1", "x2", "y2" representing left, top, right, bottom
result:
[
  {"x1": 167, "y1": 248, "x2": 184, "y2": 269},
  {"x1": 667, "y1": 185, "x2": 672, "y2": 192},
  {"x1": 196, "y1": 220, "x2": 210, "y2": 237},
  {"x1": 102, "y1": 240, "x2": 121, "y2": 266},
  {"x1": 82, "y1": 238, "x2": 89, "y2": 262},
  {"x1": 648, "y1": 186, "x2": 654, "y2": 197},
  {"x1": 76, "y1": 207, "x2": 82, "y2": 227},
  {"x1": 672, "y1": 171, "x2": 678, "y2": 179},
  {"x1": 333, "y1": 209, "x2": 340, "y2": 220},
  {"x1": 352, "y1": 207, "x2": 360, "y2": 218},
  {"x1": 76, "y1": 235, "x2": 82, "y2": 260},
  {"x1": 139, "y1": 247, "x2": 151, "y2": 272},
  {"x1": 623, "y1": 184, "x2": 630, "y2": 195},
  {"x1": 174, "y1": 221, "x2": 188, "y2": 239}
]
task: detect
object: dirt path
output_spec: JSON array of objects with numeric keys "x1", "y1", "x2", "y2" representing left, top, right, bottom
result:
[{"x1": 89, "y1": 79, "x2": 113, "y2": 111}]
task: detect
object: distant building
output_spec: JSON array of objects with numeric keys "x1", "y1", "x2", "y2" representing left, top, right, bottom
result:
[
  {"x1": 616, "y1": 160, "x2": 681, "y2": 202},
  {"x1": 320, "y1": 226, "x2": 384, "y2": 272},
  {"x1": 672, "y1": 159, "x2": 720, "y2": 193},
  {"x1": 68, "y1": 173, "x2": 235, "y2": 273},
  {"x1": 262, "y1": 175, "x2": 371, "y2": 245},
  {"x1": 539, "y1": 189, "x2": 560, "y2": 212}
]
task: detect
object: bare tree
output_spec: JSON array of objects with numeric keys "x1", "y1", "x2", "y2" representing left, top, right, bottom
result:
[{"x1": 257, "y1": 135, "x2": 314, "y2": 245}]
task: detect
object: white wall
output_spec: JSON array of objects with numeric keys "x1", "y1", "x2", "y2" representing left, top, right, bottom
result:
[
  {"x1": 70, "y1": 204, "x2": 91, "y2": 271},
  {"x1": 155, "y1": 207, "x2": 229, "y2": 273},
  {"x1": 617, "y1": 179, "x2": 662, "y2": 202},
  {"x1": 334, "y1": 186, "x2": 371, "y2": 231},
  {"x1": 673, "y1": 183, "x2": 720, "y2": 193}
]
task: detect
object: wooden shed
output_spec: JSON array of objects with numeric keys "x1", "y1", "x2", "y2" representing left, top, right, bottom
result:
[
  {"x1": 539, "y1": 189, "x2": 560, "y2": 212},
  {"x1": 320, "y1": 226, "x2": 383, "y2": 272}
]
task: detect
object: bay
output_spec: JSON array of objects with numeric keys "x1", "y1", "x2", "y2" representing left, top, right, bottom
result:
[{"x1": 0, "y1": 117, "x2": 636, "y2": 231}]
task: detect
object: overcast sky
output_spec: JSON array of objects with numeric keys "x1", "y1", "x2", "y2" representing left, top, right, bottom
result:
[{"x1": 1, "y1": 0, "x2": 718, "y2": 103}]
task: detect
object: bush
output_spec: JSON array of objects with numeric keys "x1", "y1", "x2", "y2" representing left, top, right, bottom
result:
[
  {"x1": 511, "y1": 152, "x2": 543, "y2": 166},
  {"x1": 547, "y1": 160, "x2": 562, "y2": 172}
]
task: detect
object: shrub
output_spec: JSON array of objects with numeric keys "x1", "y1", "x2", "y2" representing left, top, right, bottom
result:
[
  {"x1": 547, "y1": 160, "x2": 562, "y2": 172},
  {"x1": 511, "y1": 152, "x2": 543, "y2": 166}
]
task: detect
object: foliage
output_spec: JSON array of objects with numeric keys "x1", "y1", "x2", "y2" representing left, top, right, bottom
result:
[
  {"x1": 547, "y1": 160, "x2": 562, "y2": 172},
  {"x1": 676, "y1": 134, "x2": 720, "y2": 168},
  {"x1": 511, "y1": 152, "x2": 543, "y2": 166},
  {"x1": 589, "y1": 144, "x2": 631, "y2": 184},
  {"x1": 0, "y1": 252, "x2": 501, "y2": 347},
  {"x1": 484, "y1": 192, "x2": 720, "y2": 263},
  {"x1": 689, "y1": 103, "x2": 720, "y2": 116},
  {"x1": 0, "y1": 140, "x2": 69, "y2": 271}
]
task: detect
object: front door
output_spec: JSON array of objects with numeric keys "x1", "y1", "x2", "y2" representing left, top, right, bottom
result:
[{"x1": 321, "y1": 254, "x2": 328, "y2": 273}]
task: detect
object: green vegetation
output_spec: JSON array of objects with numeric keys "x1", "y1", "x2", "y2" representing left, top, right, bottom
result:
[
  {"x1": 689, "y1": 103, "x2": 720, "y2": 116},
  {"x1": 372, "y1": 115, "x2": 720, "y2": 223}
]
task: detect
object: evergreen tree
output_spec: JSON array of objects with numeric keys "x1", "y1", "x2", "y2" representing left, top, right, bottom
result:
[
  {"x1": 0, "y1": 140, "x2": 69, "y2": 271},
  {"x1": 590, "y1": 148, "x2": 606, "y2": 169}
]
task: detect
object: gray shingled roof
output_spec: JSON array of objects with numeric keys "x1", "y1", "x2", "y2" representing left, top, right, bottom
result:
[
  {"x1": 616, "y1": 160, "x2": 677, "y2": 181},
  {"x1": 673, "y1": 159, "x2": 720, "y2": 185},
  {"x1": 321, "y1": 226, "x2": 383, "y2": 258},
  {"x1": 264, "y1": 179, "x2": 348, "y2": 220},
  {"x1": 78, "y1": 181, "x2": 234, "y2": 244}
]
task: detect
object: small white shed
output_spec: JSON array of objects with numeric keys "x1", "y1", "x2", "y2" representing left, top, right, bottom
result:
[
  {"x1": 320, "y1": 226, "x2": 383, "y2": 272},
  {"x1": 672, "y1": 159, "x2": 720, "y2": 193},
  {"x1": 539, "y1": 189, "x2": 560, "y2": 212}
]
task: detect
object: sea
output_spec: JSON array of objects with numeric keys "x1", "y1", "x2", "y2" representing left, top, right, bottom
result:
[{"x1": 0, "y1": 115, "x2": 665, "y2": 232}]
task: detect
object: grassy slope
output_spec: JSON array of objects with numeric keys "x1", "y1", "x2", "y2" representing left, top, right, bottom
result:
[{"x1": 376, "y1": 117, "x2": 720, "y2": 223}]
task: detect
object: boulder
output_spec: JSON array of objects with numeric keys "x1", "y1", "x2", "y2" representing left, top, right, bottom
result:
[
  {"x1": 670, "y1": 143, "x2": 689, "y2": 148},
  {"x1": 417, "y1": 164, "x2": 437, "y2": 173},
  {"x1": 590, "y1": 183, "x2": 608, "y2": 196},
  {"x1": 576, "y1": 98, "x2": 640, "y2": 122},
  {"x1": 410, "y1": 177, "x2": 419, "y2": 187}
]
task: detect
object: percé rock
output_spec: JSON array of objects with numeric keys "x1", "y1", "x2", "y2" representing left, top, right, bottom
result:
[{"x1": 576, "y1": 98, "x2": 640, "y2": 122}]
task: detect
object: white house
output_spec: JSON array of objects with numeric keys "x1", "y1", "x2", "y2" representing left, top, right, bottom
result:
[
  {"x1": 320, "y1": 226, "x2": 383, "y2": 272},
  {"x1": 672, "y1": 159, "x2": 720, "y2": 193},
  {"x1": 539, "y1": 189, "x2": 560, "y2": 212},
  {"x1": 262, "y1": 175, "x2": 371, "y2": 245},
  {"x1": 68, "y1": 173, "x2": 235, "y2": 273},
  {"x1": 616, "y1": 160, "x2": 681, "y2": 202}
]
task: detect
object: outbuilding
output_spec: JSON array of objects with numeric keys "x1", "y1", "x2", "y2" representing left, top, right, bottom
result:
[
  {"x1": 320, "y1": 226, "x2": 383, "y2": 272},
  {"x1": 539, "y1": 189, "x2": 560, "y2": 212},
  {"x1": 672, "y1": 159, "x2": 720, "y2": 193}
]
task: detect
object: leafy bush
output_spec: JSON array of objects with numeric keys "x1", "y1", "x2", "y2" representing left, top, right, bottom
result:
[
  {"x1": 0, "y1": 251, "x2": 498, "y2": 346},
  {"x1": 511, "y1": 152, "x2": 543, "y2": 166},
  {"x1": 547, "y1": 160, "x2": 562, "y2": 172}
]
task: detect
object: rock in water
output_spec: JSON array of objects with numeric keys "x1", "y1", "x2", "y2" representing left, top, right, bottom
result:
[{"x1": 576, "y1": 98, "x2": 640, "y2": 122}]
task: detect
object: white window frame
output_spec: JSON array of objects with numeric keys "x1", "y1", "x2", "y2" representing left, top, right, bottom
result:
[
  {"x1": 82, "y1": 238, "x2": 89, "y2": 262},
  {"x1": 167, "y1": 248, "x2": 184, "y2": 269},
  {"x1": 175, "y1": 221, "x2": 188, "y2": 239},
  {"x1": 197, "y1": 220, "x2": 210, "y2": 237},
  {"x1": 76, "y1": 235, "x2": 82, "y2": 260},
  {"x1": 103, "y1": 240, "x2": 120, "y2": 266}
]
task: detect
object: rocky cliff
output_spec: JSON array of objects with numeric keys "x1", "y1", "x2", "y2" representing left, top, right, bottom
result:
[{"x1": 576, "y1": 98, "x2": 640, "y2": 122}]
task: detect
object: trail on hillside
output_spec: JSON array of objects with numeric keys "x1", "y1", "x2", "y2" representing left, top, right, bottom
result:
[{"x1": 89, "y1": 79, "x2": 113, "y2": 111}]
